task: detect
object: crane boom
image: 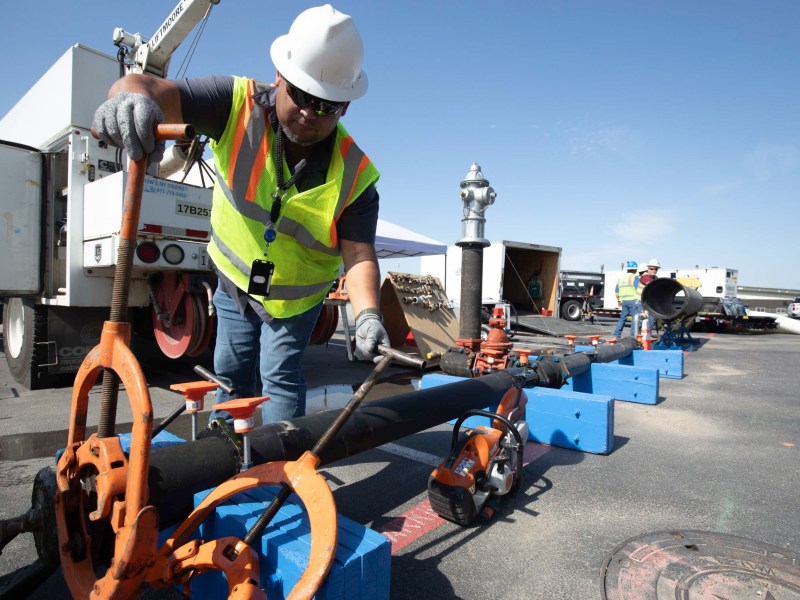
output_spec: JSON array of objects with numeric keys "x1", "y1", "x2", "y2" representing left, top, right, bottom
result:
[{"x1": 113, "y1": 0, "x2": 220, "y2": 78}]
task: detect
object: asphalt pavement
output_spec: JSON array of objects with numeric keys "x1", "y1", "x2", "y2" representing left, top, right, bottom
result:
[{"x1": 1, "y1": 323, "x2": 798, "y2": 599}]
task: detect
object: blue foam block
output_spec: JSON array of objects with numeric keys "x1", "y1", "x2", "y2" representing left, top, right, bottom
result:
[
  {"x1": 420, "y1": 373, "x2": 615, "y2": 454},
  {"x1": 118, "y1": 429, "x2": 185, "y2": 453},
  {"x1": 565, "y1": 363, "x2": 659, "y2": 404},
  {"x1": 524, "y1": 387, "x2": 615, "y2": 454},
  {"x1": 615, "y1": 349, "x2": 684, "y2": 379},
  {"x1": 576, "y1": 346, "x2": 684, "y2": 379},
  {"x1": 190, "y1": 485, "x2": 391, "y2": 600}
]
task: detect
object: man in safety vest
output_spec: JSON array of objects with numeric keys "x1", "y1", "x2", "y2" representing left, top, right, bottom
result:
[
  {"x1": 611, "y1": 260, "x2": 641, "y2": 339},
  {"x1": 638, "y1": 258, "x2": 660, "y2": 334},
  {"x1": 92, "y1": 5, "x2": 389, "y2": 424}
]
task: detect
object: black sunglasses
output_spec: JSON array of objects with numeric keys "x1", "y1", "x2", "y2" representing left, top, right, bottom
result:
[{"x1": 285, "y1": 80, "x2": 346, "y2": 117}]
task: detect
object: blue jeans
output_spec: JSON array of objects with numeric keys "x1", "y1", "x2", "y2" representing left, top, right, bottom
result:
[
  {"x1": 613, "y1": 300, "x2": 640, "y2": 338},
  {"x1": 210, "y1": 285, "x2": 323, "y2": 424}
]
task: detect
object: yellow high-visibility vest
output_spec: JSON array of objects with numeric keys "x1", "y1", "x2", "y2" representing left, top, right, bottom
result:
[
  {"x1": 207, "y1": 77, "x2": 380, "y2": 318},
  {"x1": 617, "y1": 273, "x2": 640, "y2": 301}
]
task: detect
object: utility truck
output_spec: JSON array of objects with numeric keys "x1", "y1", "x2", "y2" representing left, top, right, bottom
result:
[
  {"x1": 558, "y1": 270, "x2": 604, "y2": 321},
  {"x1": 0, "y1": 0, "x2": 222, "y2": 389}
]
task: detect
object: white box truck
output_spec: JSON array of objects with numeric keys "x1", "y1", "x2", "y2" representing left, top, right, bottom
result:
[{"x1": 420, "y1": 240, "x2": 562, "y2": 318}]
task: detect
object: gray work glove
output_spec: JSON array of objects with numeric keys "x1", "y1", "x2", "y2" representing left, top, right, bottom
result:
[
  {"x1": 92, "y1": 92, "x2": 165, "y2": 163},
  {"x1": 354, "y1": 311, "x2": 390, "y2": 363}
]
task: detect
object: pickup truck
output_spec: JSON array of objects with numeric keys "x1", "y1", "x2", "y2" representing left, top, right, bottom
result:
[{"x1": 788, "y1": 297, "x2": 800, "y2": 319}]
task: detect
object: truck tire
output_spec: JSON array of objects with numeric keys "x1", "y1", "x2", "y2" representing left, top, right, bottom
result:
[
  {"x1": 561, "y1": 299, "x2": 582, "y2": 321},
  {"x1": 3, "y1": 298, "x2": 56, "y2": 390}
]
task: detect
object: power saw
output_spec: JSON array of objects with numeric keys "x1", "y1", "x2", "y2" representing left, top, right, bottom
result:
[{"x1": 428, "y1": 385, "x2": 528, "y2": 526}]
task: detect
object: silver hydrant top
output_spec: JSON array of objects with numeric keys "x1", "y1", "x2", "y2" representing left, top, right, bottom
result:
[{"x1": 457, "y1": 162, "x2": 496, "y2": 247}]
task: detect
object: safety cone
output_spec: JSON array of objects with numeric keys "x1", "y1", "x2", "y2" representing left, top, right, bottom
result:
[{"x1": 641, "y1": 315, "x2": 652, "y2": 351}]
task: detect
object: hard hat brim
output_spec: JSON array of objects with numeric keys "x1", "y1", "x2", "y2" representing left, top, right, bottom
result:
[{"x1": 271, "y1": 35, "x2": 369, "y2": 103}]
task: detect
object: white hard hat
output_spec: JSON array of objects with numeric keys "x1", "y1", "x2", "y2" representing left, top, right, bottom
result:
[
  {"x1": 270, "y1": 4, "x2": 368, "y2": 102},
  {"x1": 647, "y1": 258, "x2": 660, "y2": 268}
]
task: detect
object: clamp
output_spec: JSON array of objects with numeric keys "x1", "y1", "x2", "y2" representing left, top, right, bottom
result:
[
  {"x1": 213, "y1": 397, "x2": 269, "y2": 470},
  {"x1": 170, "y1": 380, "x2": 219, "y2": 441}
]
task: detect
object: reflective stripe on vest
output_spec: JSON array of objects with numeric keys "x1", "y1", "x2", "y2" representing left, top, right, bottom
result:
[
  {"x1": 618, "y1": 273, "x2": 640, "y2": 301},
  {"x1": 207, "y1": 77, "x2": 380, "y2": 317}
]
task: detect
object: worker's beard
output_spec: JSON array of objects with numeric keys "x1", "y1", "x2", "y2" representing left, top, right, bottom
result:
[{"x1": 280, "y1": 124, "x2": 319, "y2": 147}]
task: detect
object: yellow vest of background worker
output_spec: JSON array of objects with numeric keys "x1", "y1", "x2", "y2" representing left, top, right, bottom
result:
[
  {"x1": 617, "y1": 273, "x2": 641, "y2": 301},
  {"x1": 207, "y1": 77, "x2": 380, "y2": 318}
]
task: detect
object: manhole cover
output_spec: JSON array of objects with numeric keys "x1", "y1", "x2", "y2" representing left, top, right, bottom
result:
[{"x1": 602, "y1": 530, "x2": 800, "y2": 599}]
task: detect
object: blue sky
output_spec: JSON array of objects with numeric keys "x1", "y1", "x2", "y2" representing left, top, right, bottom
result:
[{"x1": 2, "y1": 1, "x2": 798, "y2": 288}]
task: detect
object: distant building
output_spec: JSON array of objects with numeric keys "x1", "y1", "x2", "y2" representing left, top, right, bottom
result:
[{"x1": 737, "y1": 286, "x2": 800, "y2": 313}]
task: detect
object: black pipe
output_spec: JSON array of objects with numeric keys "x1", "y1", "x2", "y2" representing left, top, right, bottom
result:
[
  {"x1": 147, "y1": 340, "x2": 640, "y2": 526},
  {"x1": 34, "y1": 340, "x2": 641, "y2": 563},
  {"x1": 143, "y1": 370, "x2": 524, "y2": 527},
  {"x1": 458, "y1": 245, "x2": 484, "y2": 342},
  {"x1": 642, "y1": 278, "x2": 704, "y2": 321}
]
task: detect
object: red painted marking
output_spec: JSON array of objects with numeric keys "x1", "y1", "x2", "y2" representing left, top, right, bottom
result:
[
  {"x1": 376, "y1": 442, "x2": 551, "y2": 554},
  {"x1": 523, "y1": 442, "x2": 551, "y2": 465},
  {"x1": 376, "y1": 500, "x2": 445, "y2": 554}
]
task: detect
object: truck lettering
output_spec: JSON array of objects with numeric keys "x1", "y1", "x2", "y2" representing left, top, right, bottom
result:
[
  {"x1": 149, "y1": 1, "x2": 185, "y2": 49},
  {"x1": 176, "y1": 201, "x2": 211, "y2": 218},
  {"x1": 59, "y1": 346, "x2": 92, "y2": 359}
]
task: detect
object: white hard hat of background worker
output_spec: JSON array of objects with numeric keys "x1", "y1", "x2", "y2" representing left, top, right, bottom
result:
[
  {"x1": 270, "y1": 4, "x2": 368, "y2": 102},
  {"x1": 647, "y1": 258, "x2": 660, "y2": 268}
]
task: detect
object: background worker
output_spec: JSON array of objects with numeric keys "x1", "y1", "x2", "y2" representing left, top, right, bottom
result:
[
  {"x1": 92, "y1": 5, "x2": 389, "y2": 425},
  {"x1": 611, "y1": 260, "x2": 641, "y2": 339},
  {"x1": 638, "y1": 258, "x2": 660, "y2": 334}
]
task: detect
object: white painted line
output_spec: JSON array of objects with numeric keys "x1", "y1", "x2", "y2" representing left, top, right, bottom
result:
[{"x1": 378, "y1": 442, "x2": 443, "y2": 467}]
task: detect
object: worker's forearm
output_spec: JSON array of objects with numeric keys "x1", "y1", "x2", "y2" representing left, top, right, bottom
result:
[
  {"x1": 341, "y1": 241, "x2": 381, "y2": 317},
  {"x1": 109, "y1": 74, "x2": 183, "y2": 123},
  {"x1": 345, "y1": 259, "x2": 381, "y2": 317}
]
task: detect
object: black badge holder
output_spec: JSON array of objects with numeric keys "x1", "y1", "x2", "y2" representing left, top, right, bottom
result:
[
  {"x1": 247, "y1": 259, "x2": 275, "y2": 296},
  {"x1": 247, "y1": 125, "x2": 307, "y2": 298}
]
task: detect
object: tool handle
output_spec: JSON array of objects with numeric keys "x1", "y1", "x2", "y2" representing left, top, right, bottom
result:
[
  {"x1": 193, "y1": 365, "x2": 236, "y2": 395},
  {"x1": 90, "y1": 123, "x2": 196, "y2": 143},
  {"x1": 152, "y1": 402, "x2": 187, "y2": 438},
  {"x1": 377, "y1": 345, "x2": 426, "y2": 369},
  {"x1": 244, "y1": 345, "x2": 420, "y2": 550}
]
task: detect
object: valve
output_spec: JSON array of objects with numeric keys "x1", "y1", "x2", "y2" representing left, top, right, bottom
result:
[
  {"x1": 516, "y1": 348, "x2": 533, "y2": 366},
  {"x1": 213, "y1": 397, "x2": 269, "y2": 470}
]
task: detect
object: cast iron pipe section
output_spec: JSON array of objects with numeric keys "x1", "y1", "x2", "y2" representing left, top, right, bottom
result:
[{"x1": 642, "y1": 278, "x2": 704, "y2": 322}]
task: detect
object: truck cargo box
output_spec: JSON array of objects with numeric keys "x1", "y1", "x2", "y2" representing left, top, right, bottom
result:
[{"x1": 420, "y1": 240, "x2": 561, "y2": 315}]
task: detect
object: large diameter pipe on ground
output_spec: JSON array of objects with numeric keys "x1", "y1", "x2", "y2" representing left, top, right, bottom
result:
[
  {"x1": 145, "y1": 370, "x2": 525, "y2": 526},
  {"x1": 642, "y1": 278, "x2": 704, "y2": 321},
  {"x1": 35, "y1": 339, "x2": 642, "y2": 565},
  {"x1": 151, "y1": 337, "x2": 637, "y2": 525}
]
